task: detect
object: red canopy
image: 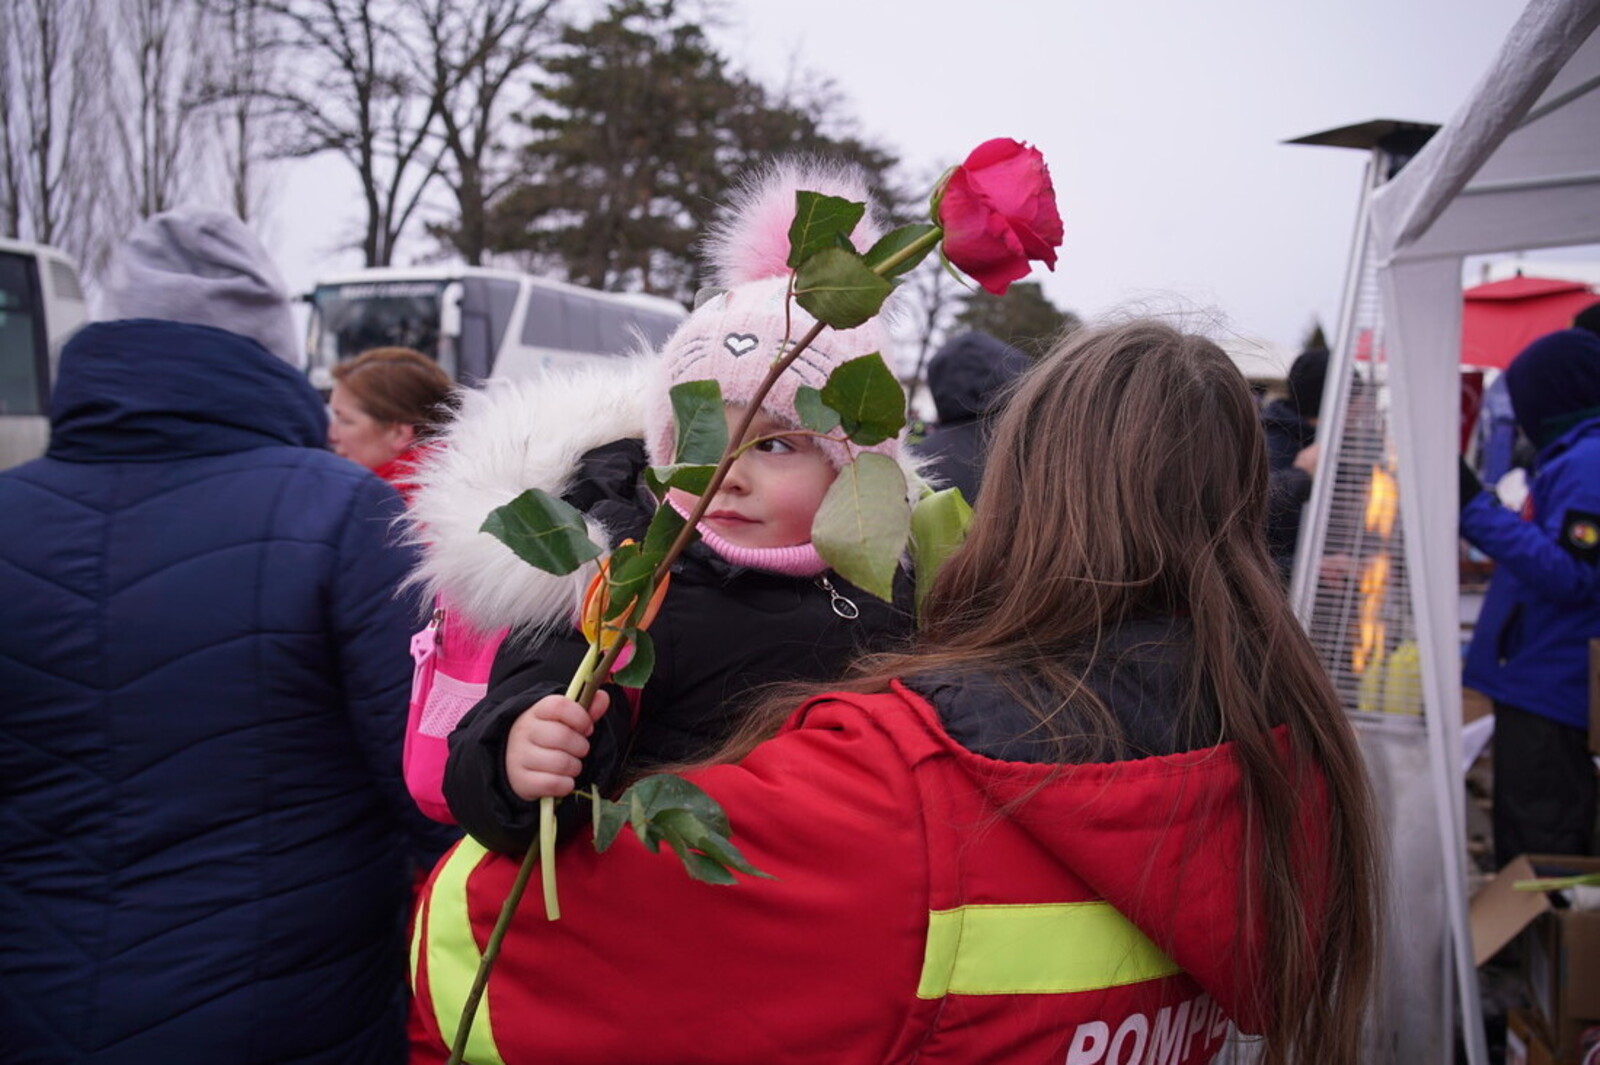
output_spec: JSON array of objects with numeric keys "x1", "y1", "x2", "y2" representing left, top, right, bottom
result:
[{"x1": 1461, "y1": 275, "x2": 1597, "y2": 370}]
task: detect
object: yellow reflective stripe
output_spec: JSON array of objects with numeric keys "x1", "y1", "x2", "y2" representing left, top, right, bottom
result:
[
  {"x1": 408, "y1": 900, "x2": 423, "y2": 992},
  {"x1": 916, "y1": 901, "x2": 1181, "y2": 998},
  {"x1": 425, "y1": 837, "x2": 506, "y2": 1065}
]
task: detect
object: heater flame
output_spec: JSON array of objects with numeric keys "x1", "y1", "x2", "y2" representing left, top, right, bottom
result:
[
  {"x1": 1352, "y1": 464, "x2": 1399, "y2": 676},
  {"x1": 1364, "y1": 465, "x2": 1398, "y2": 538}
]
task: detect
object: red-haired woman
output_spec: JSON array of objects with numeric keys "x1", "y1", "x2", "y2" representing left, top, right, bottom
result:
[{"x1": 329, "y1": 346, "x2": 454, "y2": 503}]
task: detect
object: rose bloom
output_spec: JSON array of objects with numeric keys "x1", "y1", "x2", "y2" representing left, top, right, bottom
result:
[{"x1": 936, "y1": 139, "x2": 1064, "y2": 296}]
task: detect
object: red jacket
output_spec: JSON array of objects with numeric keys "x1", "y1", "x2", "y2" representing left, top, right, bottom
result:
[{"x1": 409, "y1": 680, "x2": 1315, "y2": 1065}]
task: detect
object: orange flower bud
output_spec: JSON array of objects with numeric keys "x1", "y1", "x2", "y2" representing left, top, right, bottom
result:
[{"x1": 579, "y1": 542, "x2": 672, "y2": 650}]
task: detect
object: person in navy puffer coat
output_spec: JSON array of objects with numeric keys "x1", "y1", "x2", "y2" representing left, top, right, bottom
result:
[{"x1": 0, "y1": 209, "x2": 459, "y2": 1064}]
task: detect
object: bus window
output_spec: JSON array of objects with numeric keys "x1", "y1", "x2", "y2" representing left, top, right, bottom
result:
[
  {"x1": 519, "y1": 287, "x2": 568, "y2": 350},
  {"x1": 565, "y1": 295, "x2": 602, "y2": 354},
  {"x1": 459, "y1": 277, "x2": 519, "y2": 383},
  {"x1": 308, "y1": 281, "x2": 446, "y2": 371},
  {"x1": 629, "y1": 309, "x2": 682, "y2": 350},
  {"x1": 0, "y1": 252, "x2": 46, "y2": 416},
  {"x1": 598, "y1": 308, "x2": 635, "y2": 356},
  {"x1": 48, "y1": 258, "x2": 84, "y2": 302}
]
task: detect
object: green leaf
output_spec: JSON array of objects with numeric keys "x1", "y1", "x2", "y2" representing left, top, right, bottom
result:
[
  {"x1": 670, "y1": 380, "x2": 727, "y2": 465},
  {"x1": 793, "y1": 247, "x2": 895, "y2": 329},
  {"x1": 787, "y1": 192, "x2": 866, "y2": 268},
  {"x1": 820, "y1": 353, "x2": 906, "y2": 447},
  {"x1": 602, "y1": 543, "x2": 652, "y2": 621},
  {"x1": 650, "y1": 808, "x2": 768, "y2": 880},
  {"x1": 642, "y1": 499, "x2": 689, "y2": 561},
  {"x1": 671, "y1": 814, "x2": 766, "y2": 878},
  {"x1": 628, "y1": 787, "x2": 654, "y2": 850},
  {"x1": 611, "y1": 629, "x2": 655, "y2": 686},
  {"x1": 909, "y1": 487, "x2": 973, "y2": 622},
  {"x1": 794, "y1": 386, "x2": 842, "y2": 434},
  {"x1": 677, "y1": 850, "x2": 739, "y2": 886},
  {"x1": 591, "y1": 788, "x2": 627, "y2": 853},
  {"x1": 645, "y1": 463, "x2": 717, "y2": 498},
  {"x1": 593, "y1": 774, "x2": 772, "y2": 883},
  {"x1": 812, "y1": 453, "x2": 912, "y2": 601},
  {"x1": 626, "y1": 775, "x2": 731, "y2": 836},
  {"x1": 863, "y1": 223, "x2": 941, "y2": 280},
  {"x1": 480, "y1": 488, "x2": 603, "y2": 575}
]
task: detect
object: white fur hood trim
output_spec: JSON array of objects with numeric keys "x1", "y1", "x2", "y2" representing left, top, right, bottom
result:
[{"x1": 404, "y1": 358, "x2": 656, "y2": 635}]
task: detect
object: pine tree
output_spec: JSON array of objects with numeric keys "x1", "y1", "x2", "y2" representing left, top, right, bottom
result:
[
  {"x1": 484, "y1": 0, "x2": 896, "y2": 302},
  {"x1": 952, "y1": 281, "x2": 1080, "y2": 358}
]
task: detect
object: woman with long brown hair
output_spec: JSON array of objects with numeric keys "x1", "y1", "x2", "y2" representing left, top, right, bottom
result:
[{"x1": 408, "y1": 320, "x2": 1379, "y2": 1065}]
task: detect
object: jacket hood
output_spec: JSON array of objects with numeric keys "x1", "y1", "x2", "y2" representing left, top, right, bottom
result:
[
  {"x1": 404, "y1": 358, "x2": 657, "y2": 635},
  {"x1": 926, "y1": 332, "x2": 1029, "y2": 422},
  {"x1": 47, "y1": 319, "x2": 327, "y2": 463},
  {"x1": 1506, "y1": 328, "x2": 1600, "y2": 448},
  {"x1": 880, "y1": 665, "x2": 1306, "y2": 1035}
]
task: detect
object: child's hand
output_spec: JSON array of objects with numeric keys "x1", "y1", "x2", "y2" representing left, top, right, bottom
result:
[{"x1": 504, "y1": 691, "x2": 610, "y2": 802}]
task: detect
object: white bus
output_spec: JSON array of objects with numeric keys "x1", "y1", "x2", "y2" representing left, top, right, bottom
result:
[
  {"x1": 0, "y1": 238, "x2": 88, "y2": 469},
  {"x1": 303, "y1": 266, "x2": 687, "y2": 390}
]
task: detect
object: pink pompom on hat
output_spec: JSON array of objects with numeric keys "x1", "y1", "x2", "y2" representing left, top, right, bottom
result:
[{"x1": 644, "y1": 160, "x2": 903, "y2": 473}]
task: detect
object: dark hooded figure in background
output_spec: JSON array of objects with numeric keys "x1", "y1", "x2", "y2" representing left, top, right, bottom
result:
[
  {"x1": 917, "y1": 331, "x2": 1031, "y2": 503},
  {"x1": 1263, "y1": 348, "x2": 1330, "y2": 581},
  {"x1": 0, "y1": 208, "x2": 458, "y2": 1064},
  {"x1": 1261, "y1": 347, "x2": 1329, "y2": 471},
  {"x1": 1461, "y1": 327, "x2": 1600, "y2": 862}
]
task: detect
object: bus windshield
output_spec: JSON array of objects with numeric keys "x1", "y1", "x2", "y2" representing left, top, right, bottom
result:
[
  {"x1": 0, "y1": 251, "x2": 45, "y2": 416},
  {"x1": 307, "y1": 280, "x2": 445, "y2": 370}
]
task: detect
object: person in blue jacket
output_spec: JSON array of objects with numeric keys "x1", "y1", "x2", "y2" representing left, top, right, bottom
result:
[
  {"x1": 1462, "y1": 327, "x2": 1600, "y2": 862},
  {"x1": 0, "y1": 209, "x2": 458, "y2": 1064}
]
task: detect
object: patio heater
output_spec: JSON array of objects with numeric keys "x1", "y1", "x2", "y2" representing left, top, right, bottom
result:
[{"x1": 1285, "y1": 119, "x2": 1489, "y2": 1065}]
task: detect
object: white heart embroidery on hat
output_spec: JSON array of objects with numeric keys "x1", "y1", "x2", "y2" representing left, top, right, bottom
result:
[{"x1": 724, "y1": 333, "x2": 759, "y2": 357}]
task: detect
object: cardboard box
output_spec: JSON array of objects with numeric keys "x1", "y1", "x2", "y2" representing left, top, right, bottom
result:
[
  {"x1": 1472, "y1": 855, "x2": 1600, "y2": 1062},
  {"x1": 1507, "y1": 1007, "x2": 1557, "y2": 1065}
]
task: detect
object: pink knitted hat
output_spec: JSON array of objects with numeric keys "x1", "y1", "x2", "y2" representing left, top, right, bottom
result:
[{"x1": 644, "y1": 161, "x2": 902, "y2": 471}]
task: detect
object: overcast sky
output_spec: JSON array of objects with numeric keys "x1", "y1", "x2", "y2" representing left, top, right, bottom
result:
[{"x1": 270, "y1": 0, "x2": 1555, "y2": 356}]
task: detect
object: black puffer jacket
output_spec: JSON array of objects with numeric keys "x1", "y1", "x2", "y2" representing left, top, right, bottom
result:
[
  {"x1": 1261, "y1": 399, "x2": 1317, "y2": 579},
  {"x1": 444, "y1": 439, "x2": 914, "y2": 853},
  {"x1": 1260, "y1": 398, "x2": 1315, "y2": 471}
]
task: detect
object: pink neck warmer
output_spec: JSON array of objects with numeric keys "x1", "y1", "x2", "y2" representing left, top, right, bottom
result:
[{"x1": 667, "y1": 497, "x2": 830, "y2": 577}]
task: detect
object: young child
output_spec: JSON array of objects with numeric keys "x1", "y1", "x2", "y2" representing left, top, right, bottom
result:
[
  {"x1": 408, "y1": 320, "x2": 1379, "y2": 1065},
  {"x1": 406, "y1": 162, "x2": 919, "y2": 853}
]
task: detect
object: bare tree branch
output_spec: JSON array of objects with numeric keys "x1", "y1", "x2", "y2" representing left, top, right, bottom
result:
[
  {"x1": 228, "y1": 0, "x2": 442, "y2": 265},
  {"x1": 1, "y1": 0, "x2": 108, "y2": 268},
  {"x1": 409, "y1": 0, "x2": 558, "y2": 264}
]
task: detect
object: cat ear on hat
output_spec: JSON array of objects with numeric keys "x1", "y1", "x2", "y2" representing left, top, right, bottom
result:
[{"x1": 701, "y1": 159, "x2": 885, "y2": 290}]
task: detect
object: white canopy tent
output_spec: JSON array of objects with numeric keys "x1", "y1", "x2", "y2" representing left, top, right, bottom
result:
[{"x1": 1294, "y1": 1, "x2": 1599, "y2": 1060}]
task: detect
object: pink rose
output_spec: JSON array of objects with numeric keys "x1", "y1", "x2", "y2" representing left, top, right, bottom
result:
[{"x1": 936, "y1": 139, "x2": 1064, "y2": 296}]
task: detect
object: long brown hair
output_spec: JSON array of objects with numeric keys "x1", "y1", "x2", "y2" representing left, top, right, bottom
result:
[{"x1": 697, "y1": 320, "x2": 1377, "y2": 1063}]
